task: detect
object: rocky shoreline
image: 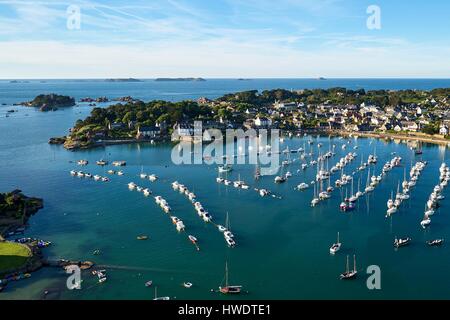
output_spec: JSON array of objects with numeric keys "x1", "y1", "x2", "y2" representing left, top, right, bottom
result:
[
  {"x1": 50, "y1": 128, "x2": 450, "y2": 152},
  {"x1": 0, "y1": 190, "x2": 44, "y2": 238}
]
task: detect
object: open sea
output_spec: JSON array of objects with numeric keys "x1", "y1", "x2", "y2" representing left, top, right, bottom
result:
[{"x1": 1, "y1": 78, "x2": 450, "y2": 300}]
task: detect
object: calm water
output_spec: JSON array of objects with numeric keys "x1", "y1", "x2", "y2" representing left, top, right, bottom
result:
[
  {"x1": 1, "y1": 79, "x2": 450, "y2": 300},
  {"x1": 1, "y1": 78, "x2": 450, "y2": 105}
]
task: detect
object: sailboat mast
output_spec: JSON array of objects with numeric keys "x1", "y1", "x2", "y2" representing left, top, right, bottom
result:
[
  {"x1": 225, "y1": 262, "x2": 229, "y2": 287},
  {"x1": 346, "y1": 255, "x2": 349, "y2": 273},
  {"x1": 353, "y1": 255, "x2": 356, "y2": 272}
]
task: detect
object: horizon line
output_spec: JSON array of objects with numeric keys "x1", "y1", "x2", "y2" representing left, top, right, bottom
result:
[{"x1": 1, "y1": 77, "x2": 450, "y2": 80}]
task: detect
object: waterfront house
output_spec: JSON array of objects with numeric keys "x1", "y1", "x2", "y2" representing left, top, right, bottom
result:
[
  {"x1": 128, "y1": 121, "x2": 137, "y2": 129},
  {"x1": 439, "y1": 124, "x2": 449, "y2": 136},
  {"x1": 401, "y1": 121, "x2": 419, "y2": 132},
  {"x1": 379, "y1": 123, "x2": 392, "y2": 132},
  {"x1": 352, "y1": 123, "x2": 375, "y2": 132},
  {"x1": 273, "y1": 101, "x2": 299, "y2": 112},
  {"x1": 108, "y1": 122, "x2": 125, "y2": 130},
  {"x1": 173, "y1": 122, "x2": 195, "y2": 137},
  {"x1": 254, "y1": 116, "x2": 272, "y2": 128},
  {"x1": 136, "y1": 126, "x2": 160, "y2": 139}
]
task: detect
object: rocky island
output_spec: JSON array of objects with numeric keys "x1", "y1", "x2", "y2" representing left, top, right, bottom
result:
[
  {"x1": 105, "y1": 78, "x2": 142, "y2": 82},
  {"x1": 19, "y1": 94, "x2": 76, "y2": 111}
]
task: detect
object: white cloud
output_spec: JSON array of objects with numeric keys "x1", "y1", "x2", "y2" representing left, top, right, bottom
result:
[
  {"x1": 0, "y1": 0, "x2": 448, "y2": 78},
  {"x1": 0, "y1": 39, "x2": 449, "y2": 78}
]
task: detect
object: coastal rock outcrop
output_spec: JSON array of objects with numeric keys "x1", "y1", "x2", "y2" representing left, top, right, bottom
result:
[{"x1": 20, "y1": 94, "x2": 75, "y2": 111}]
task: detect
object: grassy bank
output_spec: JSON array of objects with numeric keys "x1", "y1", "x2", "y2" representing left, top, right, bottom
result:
[{"x1": 0, "y1": 242, "x2": 32, "y2": 274}]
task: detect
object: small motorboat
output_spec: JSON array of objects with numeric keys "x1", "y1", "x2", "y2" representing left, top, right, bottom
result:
[
  {"x1": 176, "y1": 221, "x2": 185, "y2": 232},
  {"x1": 96, "y1": 160, "x2": 108, "y2": 166},
  {"x1": 140, "y1": 173, "x2": 148, "y2": 179},
  {"x1": 137, "y1": 235, "x2": 149, "y2": 240},
  {"x1": 426, "y1": 239, "x2": 444, "y2": 247},
  {"x1": 112, "y1": 161, "x2": 126, "y2": 167},
  {"x1": 420, "y1": 215, "x2": 431, "y2": 228},
  {"x1": 394, "y1": 237, "x2": 411, "y2": 248},
  {"x1": 172, "y1": 181, "x2": 180, "y2": 189},
  {"x1": 224, "y1": 230, "x2": 234, "y2": 239},
  {"x1": 386, "y1": 206, "x2": 397, "y2": 216},
  {"x1": 225, "y1": 237, "x2": 236, "y2": 247},
  {"x1": 183, "y1": 282, "x2": 193, "y2": 288},
  {"x1": 297, "y1": 183, "x2": 309, "y2": 191},
  {"x1": 188, "y1": 235, "x2": 197, "y2": 243},
  {"x1": 218, "y1": 165, "x2": 233, "y2": 173},
  {"x1": 78, "y1": 159, "x2": 88, "y2": 166},
  {"x1": 217, "y1": 225, "x2": 227, "y2": 232},
  {"x1": 145, "y1": 280, "x2": 153, "y2": 287},
  {"x1": 148, "y1": 174, "x2": 158, "y2": 182},
  {"x1": 274, "y1": 176, "x2": 286, "y2": 184},
  {"x1": 202, "y1": 213, "x2": 212, "y2": 222}
]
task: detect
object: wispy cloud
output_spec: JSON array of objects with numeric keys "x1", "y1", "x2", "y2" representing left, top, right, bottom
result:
[{"x1": 0, "y1": 0, "x2": 448, "y2": 78}]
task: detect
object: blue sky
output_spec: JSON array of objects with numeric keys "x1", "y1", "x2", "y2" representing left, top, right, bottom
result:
[{"x1": 0, "y1": 0, "x2": 449, "y2": 78}]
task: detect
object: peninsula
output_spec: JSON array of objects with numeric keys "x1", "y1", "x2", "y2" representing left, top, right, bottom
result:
[
  {"x1": 59, "y1": 87, "x2": 449, "y2": 150},
  {"x1": 0, "y1": 190, "x2": 44, "y2": 279}
]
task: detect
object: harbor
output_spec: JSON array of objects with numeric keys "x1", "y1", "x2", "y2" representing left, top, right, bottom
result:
[
  {"x1": 3, "y1": 130, "x2": 450, "y2": 299},
  {"x1": 1, "y1": 78, "x2": 450, "y2": 300}
]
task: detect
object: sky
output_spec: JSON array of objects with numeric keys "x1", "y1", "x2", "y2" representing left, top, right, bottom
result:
[{"x1": 0, "y1": 0, "x2": 449, "y2": 79}]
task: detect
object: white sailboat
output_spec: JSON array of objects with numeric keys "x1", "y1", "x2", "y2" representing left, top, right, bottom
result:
[
  {"x1": 223, "y1": 212, "x2": 236, "y2": 247},
  {"x1": 153, "y1": 287, "x2": 170, "y2": 300},
  {"x1": 329, "y1": 232, "x2": 342, "y2": 254}
]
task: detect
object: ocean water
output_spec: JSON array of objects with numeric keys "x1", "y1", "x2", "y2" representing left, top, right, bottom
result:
[
  {"x1": 1, "y1": 78, "x2": 450, "y2": 105},
  {"x1": 1, "y1": 79, "x2": 450, "y2": 300}
]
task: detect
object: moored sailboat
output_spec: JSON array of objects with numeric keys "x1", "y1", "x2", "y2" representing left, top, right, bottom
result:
[
  {"x1": 219, "y1": 262, "x2": 243, "y2": 294},
  {"x1": 340, "y1": 255, "x2": 357, "y2": 280},
  {"x1": 330, "y1": 232, "x2": 342, "y2": 254}
]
